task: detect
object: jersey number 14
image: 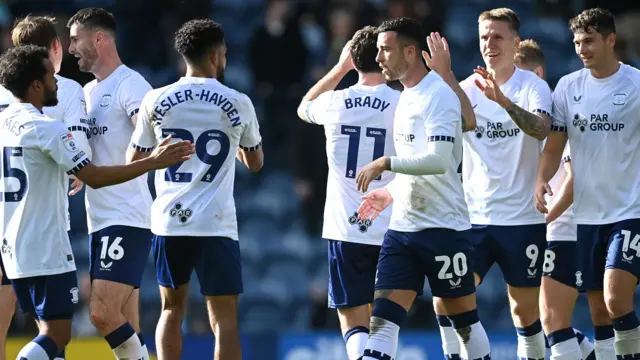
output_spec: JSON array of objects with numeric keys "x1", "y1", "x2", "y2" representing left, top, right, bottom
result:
[
  {"x1": 341, "y1": 125, "x2": 386, "y2": 180},
  {"x1": 162, "y1": 128, "x2": 230, "y2": 183}
]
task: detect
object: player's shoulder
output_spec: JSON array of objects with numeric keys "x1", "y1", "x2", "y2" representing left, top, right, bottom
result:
[
  {"x1": 555, "y1": 68, "x2": 590, "y2": 92},
  {"x1": 618, "y1": 63, "x2": 640, "y2": 86},
  {"x1": 117, "y1": 65, "x2": 152, "y2": 91},
  {"x1": 0, "y1": 84, "x2": 15, "y2": 106},
  {"x1": 425, "y1": 72, "x2": 459, "y2": 103},
  {"x1": 518, "y1": 67, "x2": 550, "y2": 90},
  {"x1": 218, "y1": 82, "x2": 254, "y2": 109},
  {"x1": 459, "y1": 72, "x2": 480, "y2": 91},
  {"x1": 54, "y1": 74, "x2": 83, "y2": 94}
]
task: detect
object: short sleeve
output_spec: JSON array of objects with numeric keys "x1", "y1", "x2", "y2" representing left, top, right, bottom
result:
[
  {"x1": 39, "y1": 120, "x2": 90, "y2": 175},
  {"x1": 423, "y1": 88, "x2": 461, "y2": 143},
  {"x1": 238, "y1": 95, "x2": 262, "y2": 151},
  {"x1": 118, "y1": 75, "x2": 152, "y2": 119},
  {"x1": 62, "y1": 83, "x2": 92, "y2": 159},
  {"x1": 527, "y1": 78, "x2": 553, "y2": 119},
  {"x1": 304, "y1": 91, "x2": 335, "y2": 125},
  {"x1": 130, "y1": 91, "x2": 159, "y2": 152},
  {"x1": 551, "y1": 78, "x2": 568, "y2": 132}
]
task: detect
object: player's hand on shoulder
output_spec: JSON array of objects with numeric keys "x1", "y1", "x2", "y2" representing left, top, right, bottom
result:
[
  {"x1": 148, "y1": 135, "x2": 195, "y2": 169},
  {"x1": 356, "y1": 156, "x2": 390, "y2": 193},
  {"x1": 336, "y1": 40, "x2": 355, "y2": 74},
  {"x1": 422, "y1": 32, "x2": 451, "y2": 76},
  {"x1": 534, "y1": 180, "x2": 553, "y2": 214},
  {"x1": 473, "y1": 66, "x2": 507, "y2": 105},
  {"x1": 357, "y1": 188, "x2": 393, "y2": 221}
]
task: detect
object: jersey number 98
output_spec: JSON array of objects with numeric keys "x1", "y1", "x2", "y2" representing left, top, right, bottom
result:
[
  {"x1": 161, "y1": 128, "x2": 230, "y2": 183},
  {"x1": 0, "y1": 147, "x2": 27, "y2": 202}
]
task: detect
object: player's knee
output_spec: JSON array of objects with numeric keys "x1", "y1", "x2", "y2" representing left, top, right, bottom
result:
[
  {"x1": 89, "y1": 300, "x2": 118, "y2": 330},
  {"x1": 604, "y1": 292, "x2": 633, "y2": 319},
  {"x1": 511, "y1": 297, "x2": 540, "y2": 326}
]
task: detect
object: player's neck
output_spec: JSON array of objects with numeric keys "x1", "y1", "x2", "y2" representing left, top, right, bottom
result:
[
  {"x1": 18, "y1": 98, "x2": 42, "y2": 112},
  {"x1": 185, "y1": 67, "x2": 215, "y2": 79},
  {"x1": 94, "y1": 51, "x2": 123, "y2": 82},
  {"x1": 590, "y1": 58, "x2": 621, "y2": 79},
  {"x1": 357, "y1": 72, "x2": 386, "y2": 87},
  {"x1": 399, "y1": 65, "x2": 429, "y2": 89},
  {"x1": 488, "y1": 64, "x2": 515, "y2": 86}
]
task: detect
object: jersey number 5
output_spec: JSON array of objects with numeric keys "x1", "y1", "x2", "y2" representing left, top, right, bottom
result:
[
  {"x1": 0, "y1": 147, "x2": 27, "y2": 202},
  {"x1": 341, "y1": 125, "x2": 386, "y2": 180},
  {"x1": 162, "y1": 128, "x2": 230, "y2": 183}
]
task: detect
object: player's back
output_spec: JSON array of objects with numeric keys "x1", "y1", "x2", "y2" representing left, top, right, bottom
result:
[
  {"x1": 144, "y1": 77, "x2": 261, "y2": 239},
  {"x1": 555, "y1": 64, "x2": 640, "y2": 223},
  {"x1": 315, "y1": 84, "x2": 399, "y2": 244},
  {"x1": 83, "y1": 65, "x2": 152, "y2": 232},
  {"x1": 0, "y1": 84, "x2": 14, "y2": 109},
  {"x1": 460, "y1": 67, "x2": 551, "y2": 225},
  {"x1": 0, "y1": 103, "x2": 78, "y2": 279},
  {"x1": 390, "y1": 72, "x2": 470, "y2": 232}
]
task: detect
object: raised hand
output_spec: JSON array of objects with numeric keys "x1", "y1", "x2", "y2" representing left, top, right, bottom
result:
[
  {"x1": 337, "y1": 40, "x2": 355, "y2": 73},
  {"x1": 422, "y1": 32, "x2": 451, "y2": 76},
  {"x1": 473, "y1": 66, "x2": 507, "y2": 104},
  {"x1": 149, "y1": 135, "x2": 195, "y2": 169},
  {"x1": 357, "y1": 188, "x2": 393, "y2": 221}
]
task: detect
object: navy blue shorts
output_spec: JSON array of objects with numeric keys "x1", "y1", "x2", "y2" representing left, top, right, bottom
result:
[
  {"x1": 327, "y1": 239, "x2": 381, "y2": 308},
  {"x1": 11, "y1": 271, "x2": 79, "y2": 321},
  {"x1": 542, "y1": 241, "x2": 578, "y2": 288},
  {"x1": 0, "y1": 254, "x2": 9, "y2": 286},
  {"x1": 153, "y1": 235, "x2": 243, "y2": 296},
  {"x1": 472, "y1": 224, "x2": 547, "y2": 287},
  {"x1": 375, "y1": 228, "x2": 476, "y2": 299},
  {"x1": 577, "y1": 218, "x2": 640, "y2": 292},
  {"x1": 89, "y1": 225, "x2": 152, "y2": 288}
]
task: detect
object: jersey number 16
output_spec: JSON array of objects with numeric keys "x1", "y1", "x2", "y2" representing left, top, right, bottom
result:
[
  {"x1": 162, "y1": 128, "x2": 230, "y2": 183},
  {"x1": 341, "y1": 125, "x2": 386, "y2": 180}
]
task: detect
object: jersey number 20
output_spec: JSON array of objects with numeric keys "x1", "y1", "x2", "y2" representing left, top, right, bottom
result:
[
  {"x1": 0, "y1": 147, "x2": 27, "y2": 202},
  {"x1": 162, "y1": 128, "x2": 230, "y2": 183},
  {"x1": 341, "y1": 125, "x2": 386, "y2": 180}
]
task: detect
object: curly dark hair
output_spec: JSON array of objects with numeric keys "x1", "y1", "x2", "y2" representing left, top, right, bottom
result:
[
  {"x1": 0, "y1": 45, "x2": 50, "y2": 99},
  {"x1": 350, "y1": 26, "x2": 380, "y2": 73},
  {"x1": 174, "y1": 19, "x2": 224, "y2": 63},
  {"x1": 67, "y1": 8, "x2": 116, "y2": 35},
  {"x1": 569, "y1": 8, "x2": 616, "y2": 36},
  {"x1": 377, "y1": 17, "x2": 427, "y2": 52}
]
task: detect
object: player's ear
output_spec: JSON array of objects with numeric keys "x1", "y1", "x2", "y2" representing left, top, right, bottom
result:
[{"x1": 607, "y1": 32, "x2": 616, "y2": 47}]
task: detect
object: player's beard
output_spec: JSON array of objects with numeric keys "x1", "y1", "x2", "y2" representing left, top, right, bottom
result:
[
  {"x1": 216, "y1": 63, "x2": 225, "y2": 83},
  {"x1": 78, "y1": 47, "x2": 98, "y2": 72},
  {"x1": 43, "y1": 87, "x2": 58, "y2": 107}
]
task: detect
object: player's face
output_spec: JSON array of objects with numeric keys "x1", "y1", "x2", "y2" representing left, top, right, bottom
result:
[
  {"x1": 41, "y1": 58, "x2": 59, "y2": 107},
  {"x1": 376, "y1": 31, "x2": 408, "y2": 81},
  {"x1": 479, "y1": 20, "x2": 519, "y2": 70},
  {"x1": 573, "y1": 27, "x2": 614, "y2": 69},
  {"x1": 68, "y1": 24, "x2": 99, "y2": 72}
]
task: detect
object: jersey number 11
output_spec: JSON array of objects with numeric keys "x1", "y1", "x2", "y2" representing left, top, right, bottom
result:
[{"x1": 341, "y1": 125, "x2": 386, "y2": 181}]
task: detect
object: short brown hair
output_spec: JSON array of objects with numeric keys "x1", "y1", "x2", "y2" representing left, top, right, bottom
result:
[
  {"x1": 516, "y1": 39, "x2": 545, "y2": 72},
  {"x1": 478, "y1": 8, "x2": 520, "y2": 36},
  {"x1": 12, "y1": 16, "x2": 58, "y2": 49},
  {"x1": 569, "y1": 8, "x2": 616, "y2": 37},
  {"x1": 350, "y1": 26, "x2": 380, "y2": 73}
]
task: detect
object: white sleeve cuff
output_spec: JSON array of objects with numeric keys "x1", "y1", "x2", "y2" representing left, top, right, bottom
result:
[{"x1": 389, "y1": 141, "x2": 454, "y2": 175}]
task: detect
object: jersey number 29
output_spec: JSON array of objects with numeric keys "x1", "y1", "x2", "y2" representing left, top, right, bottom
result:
[
  {"x1": 0, "y1": 147, "x2": 27, "y2": 202},
  {"x1": 341, "y1": 125, "x2": 386, "y2": 180},
  {"x1": 162, "y1": 128, "x2": 230, "y2": 183}
]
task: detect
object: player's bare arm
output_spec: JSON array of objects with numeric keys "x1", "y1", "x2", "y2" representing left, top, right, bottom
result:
[
  {"x1": 130, "y1": 113, "x2": 139, "y2": 127},
  {"x1": 545, "y1": 159, "x2": 574, "y2": 224},
  {"x1": 534, "y1": 131, "x2": 568, "y2": 213},
  {"x1": 79, "y1": 136, "x2": 193, "y2": 189},
  {"x1": 297, "y1": 41, "x2": 354, "y2": 122},
  {"x1": 474, "y1": 67, "x2": 551, "y2": 140},
  {"x1": 422, "y1": 32, "x2": 476, "y2": 132},
  {"x1": 236, "y1": 147, "x2": 263, "y2": 172}
]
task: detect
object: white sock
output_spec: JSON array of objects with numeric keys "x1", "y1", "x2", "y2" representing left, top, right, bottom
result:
[
  {"x1": 516, "y1": 321, "x2": 546, "y2": 360},
  {"x1": 574, "y1": 328, "x2": 595, "y2": 360},
  {"x1": 448, "y1": 310, "x2": 491, "y2": 360},
  {"x1": 112, "y1": 333, "x2": 143, "y2": 359},
  {"x1": 16, "y1": 342, "x2": 50, "y2": 360},
  {"x1": 614, "y1": 327, "x2": 640, "y2": 358},
  {"x1": 548, "y1": 328, "x2": 582, "y2": 360},
  {"x1": 594, "y1": 337, "x2": 615, "y2": 360},
  {"x1": 344, "y1": 326, "x2": 369, "y2": 360},
  {"x1": 362, "y1": 317, "x2": 400, "y2": 360},
  {"x1": 437, "y1": 315, "x2": 461, "y2": 359},
  {"x1": 141, "y1": 344, "x2": 150, "y2": 360}
]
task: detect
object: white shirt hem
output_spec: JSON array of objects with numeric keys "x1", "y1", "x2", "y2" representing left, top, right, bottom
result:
[
  {"x1": 469, "y1": 218, "x2": 546, "y2": 226},
  {"x1": 575, "y1": 215, "x2": 640, "y2": 226},
  {"x1": 546, "y1": 237, "x2": 577, "y2": 242},
  {"x1": 6, "y1": 267, "x2": 76, "y2": 280},
  {"x1": 388, "y1": 224, "x2": 472, "y2": 232},
  {"x1": 88, "y1": 219, "x2": 150, "y2": 234},
  {"x1": 322, "y1": 234, "x2": 384, "y2": 246},
  {"x1": 151, "y1": 228, "x2": 239, "y2": 240}
]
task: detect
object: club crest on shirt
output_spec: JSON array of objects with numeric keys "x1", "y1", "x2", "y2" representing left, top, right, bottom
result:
[
  {"x1": 60, "y1": 132, "x2": 78, "y2": 152},
  {"x1": 100, "y1": 94, "x2": 112, "y2": 108}
]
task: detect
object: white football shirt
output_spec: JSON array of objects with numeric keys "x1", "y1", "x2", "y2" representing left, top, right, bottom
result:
[
  {"x1": 460, "y1": 66, "x2": 552, "y2": 225},
  {"x1": 304, "y1": 84, "x2": 399, "y2": 245},
  {"x1": 387, "y1": 72, "x2": 471, "y2": 232},
  {"x1": 83, "y1": 65, "x2": 153, "y2": 233},
  {"x1": 0, "y1": 103, "x2": 89, "y2": 279},
  {"x1": 44, "y1": 74, "x2": 92, "y2": 231},
  {"x1": 552, "y1": 64, "x2": 640, "y2": 225},
  {"x1": 130, "y1": 77, "x2": 262, "y2": 240},
  {"x1": 0, "y1": 84, "x2": 14, "y2": 108},
  {"x1": 546, "y1": 144, "x2": 575, "y2": 241}
]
